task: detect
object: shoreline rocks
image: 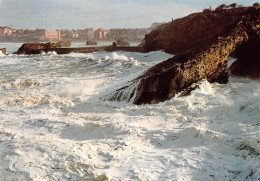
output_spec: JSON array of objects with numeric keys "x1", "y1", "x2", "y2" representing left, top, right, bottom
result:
[
  {"x1": 13, "y1": 4, "x2": 259, "y2": 105},
  {"x1": 107, "y1": 11, "x2": 258, "y2": 104},
  {"x1": 142, "y1": 5, "x2": 259, "y2": 80}
]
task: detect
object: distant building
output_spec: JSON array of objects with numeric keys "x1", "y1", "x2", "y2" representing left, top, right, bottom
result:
[
  {"x1": 45, "y1": 30, "x2": 61, "y2": 39},
  {"x1": 29, "y1": 29, "x2": 61, "y2": 40},
  {"x1": 0, "y1": 26, "x2": 13, "y2": 40},
  {"x1": 94, "y1": 28, "x2": 107, "y2": 40},
  {"x1": 78, "y1": 29, "x2": 89, "y2": 39},
  {"x1": 0, "y1": 26, "x2": 149, "y2": 42},
  {"x1": 136, "y1": 29, "x2": 147, "y2": 40},
  {"x1": 17, "y1": 29, "x2": 25, "y2": 35},
  {"x1": 87, "y1": 28, "x2": 98, "y2": 40},
  {"x1": 107, "y1": 28, "x2": 146, "y2": 41}
]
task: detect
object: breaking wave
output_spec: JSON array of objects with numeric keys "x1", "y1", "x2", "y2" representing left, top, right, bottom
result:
[{"x1": 0, "y1": 43, "x2": 259, "y2": 181}]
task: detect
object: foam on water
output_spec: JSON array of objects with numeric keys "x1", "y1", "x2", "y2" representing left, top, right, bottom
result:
[{"x1": 0, "y1": 43, "x2": 259, "y2": 181}]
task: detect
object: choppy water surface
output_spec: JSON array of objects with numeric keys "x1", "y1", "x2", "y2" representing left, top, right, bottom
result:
[{"x1": 0, "y1": 43, "x2": 259, "y2": 181}]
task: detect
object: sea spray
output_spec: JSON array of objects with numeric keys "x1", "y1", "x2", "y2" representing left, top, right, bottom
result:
[{"x1": 0, "y1": 43, "x2": 259, "y2": 181}]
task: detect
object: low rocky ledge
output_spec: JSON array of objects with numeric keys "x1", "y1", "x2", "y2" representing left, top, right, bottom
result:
[{"x1": 14, "y1": 43, "x2": 145, "y2": 55}]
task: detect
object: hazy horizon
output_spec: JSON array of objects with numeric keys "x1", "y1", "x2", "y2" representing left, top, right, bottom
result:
[{"x1": 0, "y1": 0, "x2": 256, "y2": 30}]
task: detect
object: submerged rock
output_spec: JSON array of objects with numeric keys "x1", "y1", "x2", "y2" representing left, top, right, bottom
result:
[{"x1": 107, "y1": 16, "x2": 253, "y2": 104}]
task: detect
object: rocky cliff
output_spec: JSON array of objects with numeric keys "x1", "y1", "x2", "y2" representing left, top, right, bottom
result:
[
  {"x1": 107, "y1": 5, "x2": 259, "y2": 104},
  {"x1": 143, "y1": 5, "x2": 260, "y2": 79},
  {"x1": 230, "y1": 15, "x2": 260, "y2": 78},
  {"x1": 143, "y1": 5, "x2": 258, "y2": 54}
]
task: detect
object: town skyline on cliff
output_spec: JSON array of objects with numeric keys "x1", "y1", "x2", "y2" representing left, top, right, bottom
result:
[{"x1": 0, "y1": 0, "x2": 255, "y2": 30}]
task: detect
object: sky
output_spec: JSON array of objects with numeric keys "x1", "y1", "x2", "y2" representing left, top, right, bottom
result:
[{"x1": 0, "y1": 0, "x2": 257, "y2": 30}]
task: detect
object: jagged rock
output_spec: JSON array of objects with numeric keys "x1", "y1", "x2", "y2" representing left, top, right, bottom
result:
[
  {"x1": 107, "y1": 16, "x2": 251, "y2": 104},
  {"x1": 57, "y1": 41, "x2": 71, "y2": 47},
  {"x1": 15, "y1": 42, "x2": 57, "y2": 55},
  {"x1": 116, "y1": 38, "x2": 130, "y2": 46},
  {"x1": 86, "y1": 40, "x2": 98, "y2": 45}
]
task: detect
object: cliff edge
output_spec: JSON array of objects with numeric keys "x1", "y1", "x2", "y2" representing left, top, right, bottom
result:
[
  {"x1": 107, "y1": 4, "x2": 260, "y2": 104},
  {"x1": 143, "y1": 4, "x2": 259, "y2": 79}
]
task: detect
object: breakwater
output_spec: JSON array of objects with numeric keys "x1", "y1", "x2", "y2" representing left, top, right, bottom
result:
[{"x1": 46, "y1": 46, "x2": 145, "y2": 54}]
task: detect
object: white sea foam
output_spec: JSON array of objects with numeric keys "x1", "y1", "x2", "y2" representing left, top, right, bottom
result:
[
  {"x1": 112, "y1": 52, "x2": 129, "y2": 61},
  {"x1": 0, "y1": 42, "x2": 259, "y2": 181},
  {"x1": 0, "y1": 51, "x2": 5, "y2": 56}
]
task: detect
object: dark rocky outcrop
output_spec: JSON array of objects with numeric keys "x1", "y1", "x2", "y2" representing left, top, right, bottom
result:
[
  {"x1": 143, "y1": 5, "x2": 258, "y2": 54},
  {"x1": 107, "y1": 7, "x2": 259, "y2": 104},
  {"x1": 86, "y1": 40, "x2": 98, "y2": 45},
  {"x1": 230, "y1": 16, "x2": 260, "y2": 78},
  {"x1": 57, "y1": 41, "x2": 71, "y2": 47},
  {"x1": 116, "y1": 38, "x2": 130, "y2": 46},
  {"x1": 143, "y1": 5, "x2": 260, "y2": 79},
  {"x1": 14, "y1": 42, "x2": 57, "y2": 55}
]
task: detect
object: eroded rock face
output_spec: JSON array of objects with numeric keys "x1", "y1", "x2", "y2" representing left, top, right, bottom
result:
[
  {"x1": 143, "y1": 5, "x2": 259, "y2": 79},
  {"x1": 107, "y1": 17, "x2": 250, "y2": 104},
  {"x1": 15, "y1": 42, "x2": 57, "y2": 55},
  {"x1": 230, "y1": 17, "x2": 260, "y2": 78}
]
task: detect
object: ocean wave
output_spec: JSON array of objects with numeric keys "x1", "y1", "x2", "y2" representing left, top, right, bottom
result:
[{"x1": 0, "y1": 47, "x2": 259, "y2": 180}]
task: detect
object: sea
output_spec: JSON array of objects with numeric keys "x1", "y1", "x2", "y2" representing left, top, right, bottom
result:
[{"x1": 0, "y1": 42, "x2": 259, "y2": 181}]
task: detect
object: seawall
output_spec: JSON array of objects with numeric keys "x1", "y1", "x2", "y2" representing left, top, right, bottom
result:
[{"x1": 45, "y1": 46, "x2": 145, "y2": 54}]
